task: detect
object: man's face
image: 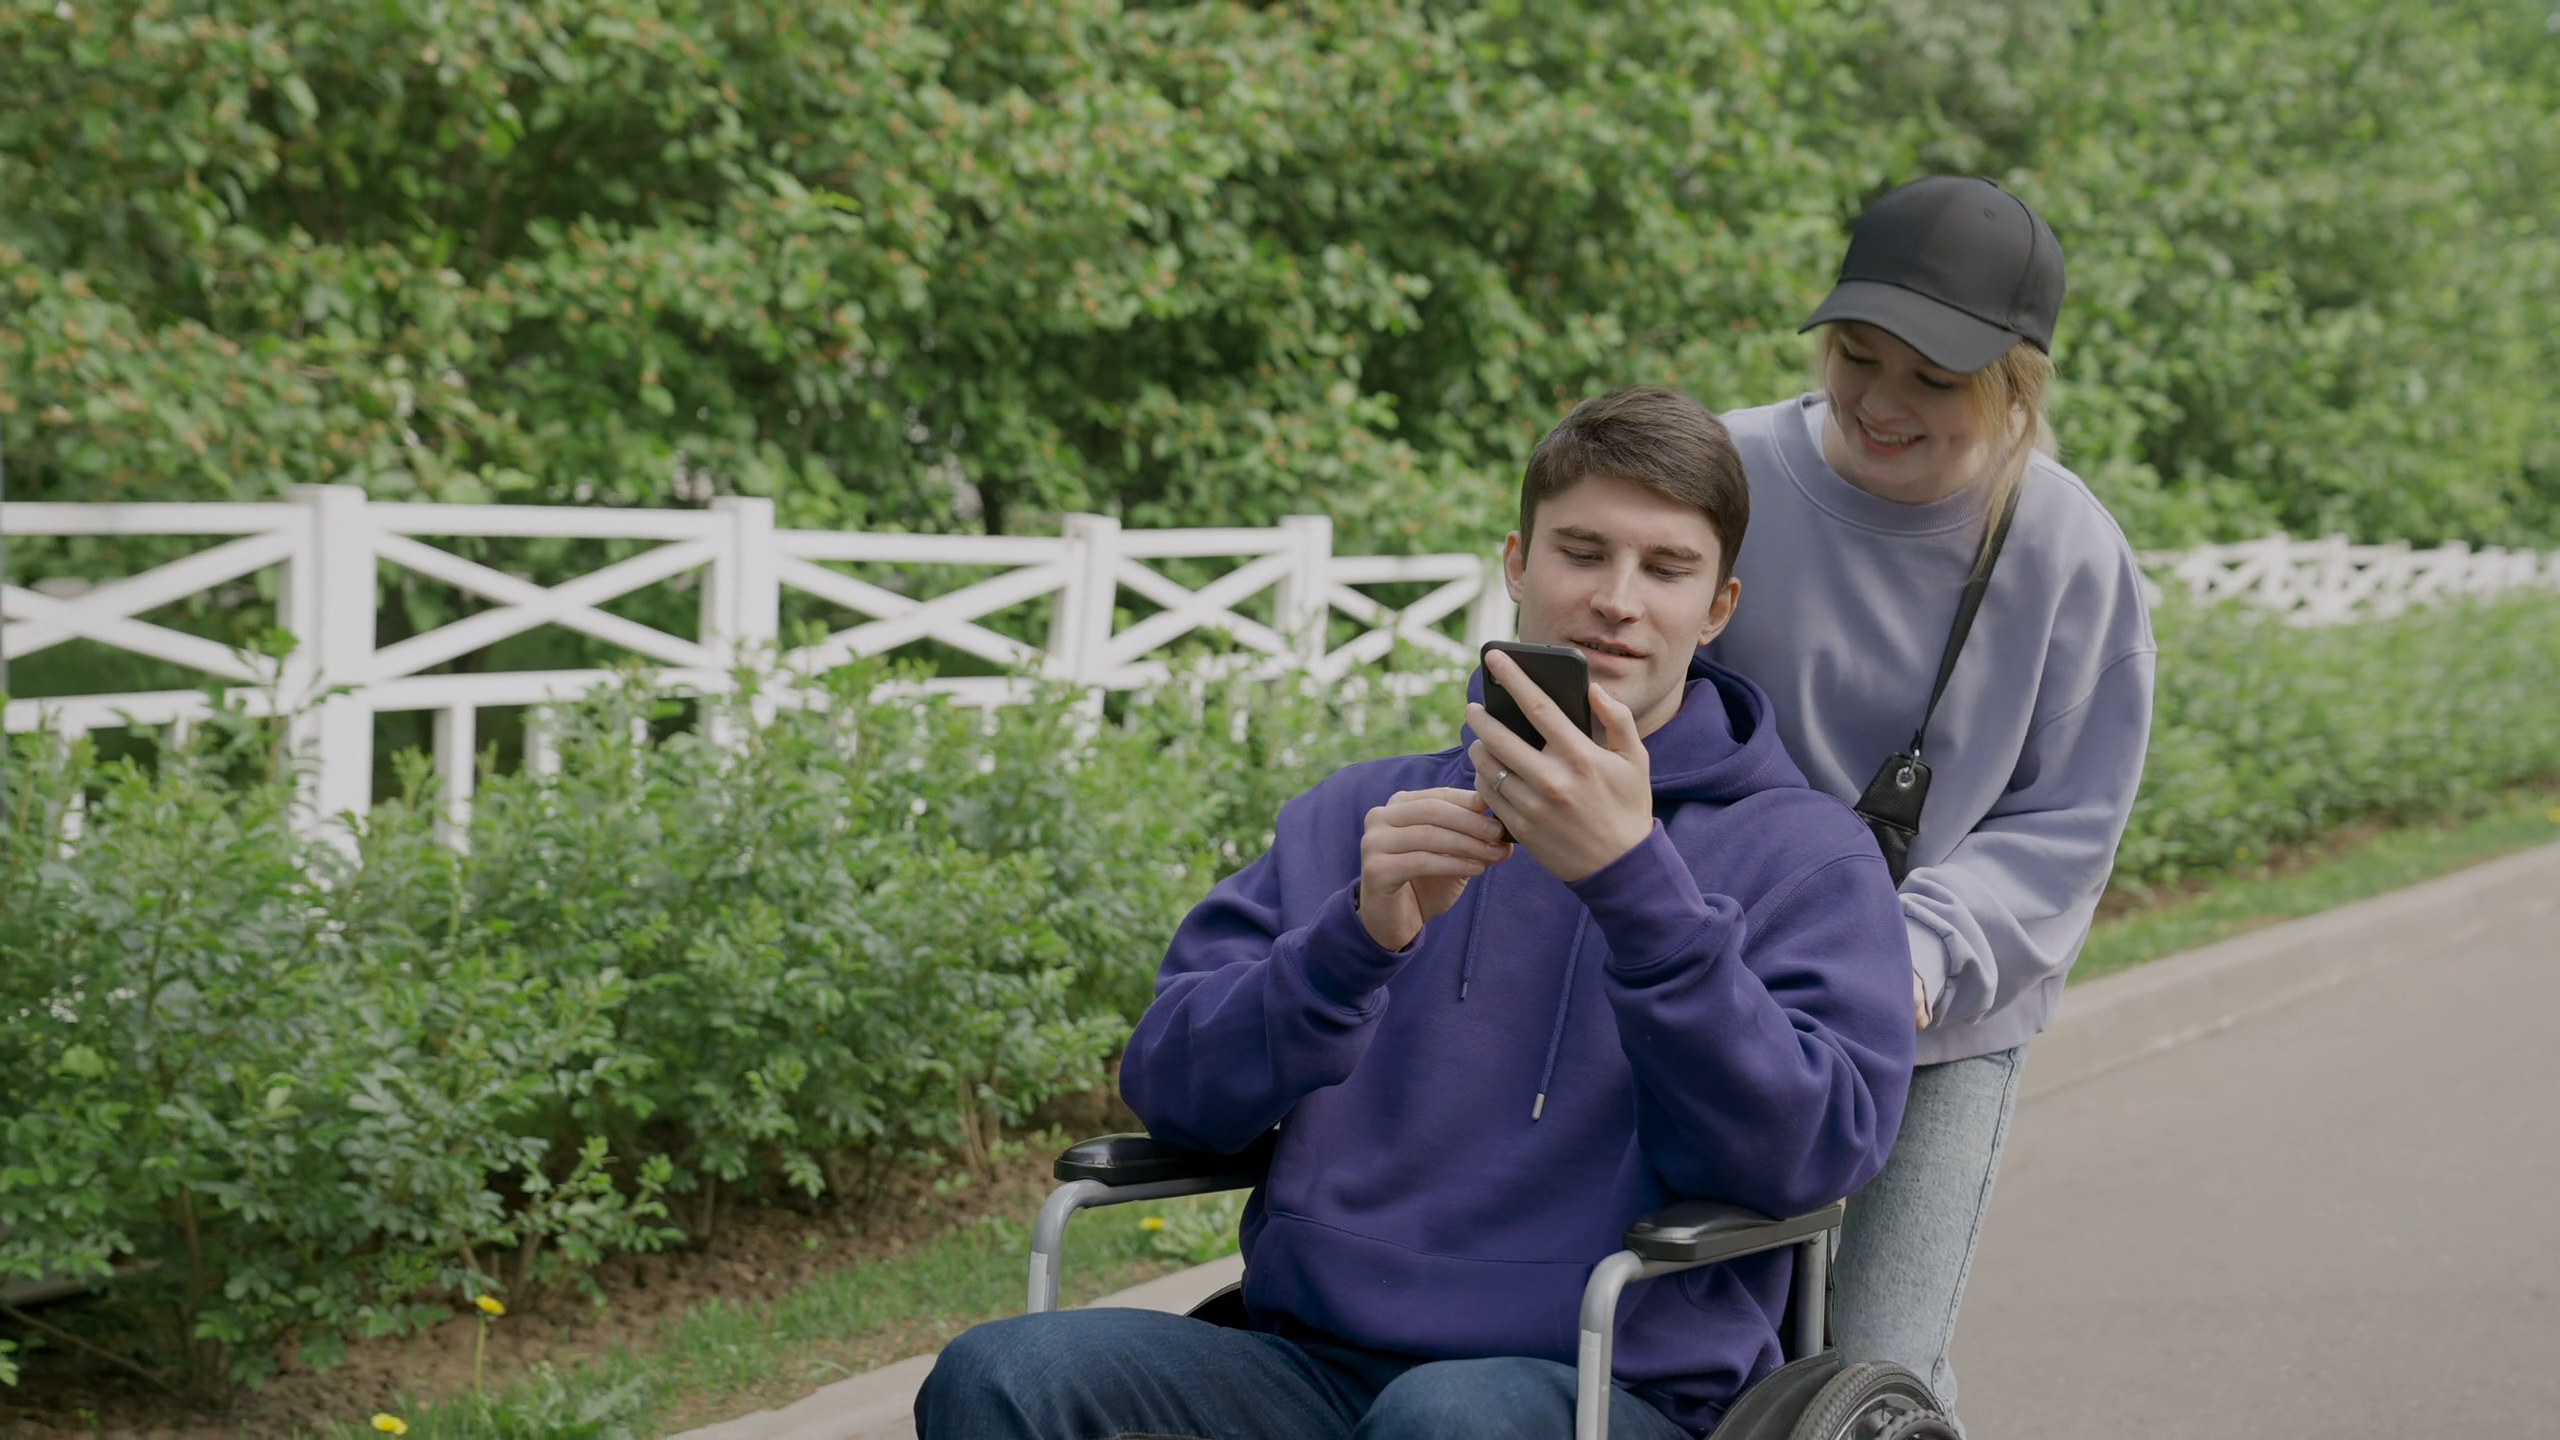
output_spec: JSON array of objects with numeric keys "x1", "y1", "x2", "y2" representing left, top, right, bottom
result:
[{"x1": 1502, "y1": 472, "x2": 1742, "y2": 738}]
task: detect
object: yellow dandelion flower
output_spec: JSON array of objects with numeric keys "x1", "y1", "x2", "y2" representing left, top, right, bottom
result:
[
  {"x1": 475, "y1": 1294, "x2": 506, "y2": 1317},
  {"x1": 372, "y1": 1417, "x2": 409, "y2": 1436},
  {"x1": 1138, "y1": 1216, "x2": 1165, "y2": 1232}
]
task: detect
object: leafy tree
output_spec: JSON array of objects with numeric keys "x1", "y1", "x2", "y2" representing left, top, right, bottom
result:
[{"x1": 12, "y1": 1, "x2": 2545, "y2": 558}]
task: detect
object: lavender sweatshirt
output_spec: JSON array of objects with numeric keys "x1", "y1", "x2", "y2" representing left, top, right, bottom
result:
[{"x1": 1707, "y1": 396, "x2": 2157, "y2": 1066}]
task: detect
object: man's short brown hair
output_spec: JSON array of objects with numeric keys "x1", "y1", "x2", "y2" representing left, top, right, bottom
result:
[{"x1": 1519, "y1": 386, "x2": 1749, "y2": 581}]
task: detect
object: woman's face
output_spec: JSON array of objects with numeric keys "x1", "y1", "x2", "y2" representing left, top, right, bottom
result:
[{"x1": 1819, "y1": 322, "x2": 1988, "y2": 505}]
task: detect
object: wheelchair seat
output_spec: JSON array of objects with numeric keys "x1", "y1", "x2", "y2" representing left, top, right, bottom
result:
[{"x1": 1035, "y1": 1133, "x2": 1958, "y2": 1440}]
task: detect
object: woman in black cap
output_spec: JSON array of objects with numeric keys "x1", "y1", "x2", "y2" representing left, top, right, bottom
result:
[{"x1": 1706, "y1": 176, "x2": 2158, "y2": 1422}]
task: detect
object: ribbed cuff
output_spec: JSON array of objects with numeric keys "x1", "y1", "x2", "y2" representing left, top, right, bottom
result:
[
  {"x1": 1567, "y1": 824, "x2": 1721, "y2": 978},
  {"x1": 1905, "y1": 914, "x2": 1951, "y2": 1026},
  {"x1": 1296, "y1": 882, "x2": 1416, "y2": 1011}
]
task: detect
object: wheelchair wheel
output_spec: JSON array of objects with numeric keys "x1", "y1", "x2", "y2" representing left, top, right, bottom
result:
[
  {"x1": 1711, "y1": 1354, "x2": 1845, "y2": 1439},
  {"x1": 1784, "y1": 1361, "x2": 1958, "y2": 1440}
]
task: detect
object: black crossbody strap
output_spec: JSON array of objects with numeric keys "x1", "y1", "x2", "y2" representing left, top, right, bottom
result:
[{"x1": 1909, "y1": 484, "x2": 2022, "y2": 760}]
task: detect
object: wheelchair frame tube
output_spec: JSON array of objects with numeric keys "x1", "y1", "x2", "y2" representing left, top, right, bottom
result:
[
  {"x1": 1793, "y1": 1234, "x2": 1829, "y2": 1360},
  {"x1": 1576, "y1": 1250, "x2": 1684, "y2": 1440},
  {"x1": 1028, "y1": 1175, "x2": 1262, "y2": 1314},
  {"x1": 1575, "y1": 1228, "x2": 1840, "y2": 1440},
  {"x1": 1030, "y1": 1179, "x2": 1110, "y2": 1314}
]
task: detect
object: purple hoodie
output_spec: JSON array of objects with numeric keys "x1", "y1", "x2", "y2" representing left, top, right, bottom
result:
[{"x1": 1120, "y1": 655, "x2": 1915, "y2": 1434}]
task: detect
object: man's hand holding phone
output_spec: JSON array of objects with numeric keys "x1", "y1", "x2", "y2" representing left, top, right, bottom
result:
[
  {"x1": 1357, "y1": 788, "x2": 1514, "y2": 953},
  {"x1": 1467, "y1": 648, "x2": 1656, "y2": 884}
]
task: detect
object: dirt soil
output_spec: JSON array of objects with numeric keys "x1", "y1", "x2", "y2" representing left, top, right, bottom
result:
[{"x1": 1, "y1": 1095, "x2": 1147, "y2": 1438}]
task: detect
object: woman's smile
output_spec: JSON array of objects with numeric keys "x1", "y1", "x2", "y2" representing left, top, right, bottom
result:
[{"x1": 1852, "y1": 415, "x2": 1924, "y2": 458}]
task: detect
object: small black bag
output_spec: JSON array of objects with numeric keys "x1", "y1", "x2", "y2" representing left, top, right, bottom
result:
[{"x1": 1853, "y1": 488, "x2": 2020, "y2": 884}]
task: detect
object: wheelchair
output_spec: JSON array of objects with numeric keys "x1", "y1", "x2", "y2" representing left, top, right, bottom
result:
[{"x1": 1028, "y1": 1133, "x2": 1958, "y2": 1440}]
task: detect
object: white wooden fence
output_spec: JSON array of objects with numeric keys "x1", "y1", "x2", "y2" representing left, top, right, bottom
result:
[
  {"x1": 4, "y1": 490, "x2": 2557, "y2": 828},
  {"x1": 0, "y1": 486, "x2": 1512, "y2": 823},
  {"x1": 2137, "y1": 532, "x2": 2559, "y2": 624}
]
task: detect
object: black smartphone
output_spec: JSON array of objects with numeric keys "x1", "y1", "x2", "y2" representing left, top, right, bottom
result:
[{"x1": 1479, "y1": 640, "x2": 1593, "y2": 750}]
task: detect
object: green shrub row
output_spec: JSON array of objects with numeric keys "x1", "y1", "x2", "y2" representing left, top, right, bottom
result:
[
  {"x1": 0, "y1": 663, "x2": 1448, "y2": 1389},
  {"x1": 5, "y1": 594, "x2": 2559, "y2": 1388},
  {"x1": 2122, "y1": 594, "x2": 2560, "y2": 883}
]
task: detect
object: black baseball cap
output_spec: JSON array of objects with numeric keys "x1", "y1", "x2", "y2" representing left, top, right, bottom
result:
[{"x1": 1800, "y1": 176, "x2": 2065, "y2": 374}]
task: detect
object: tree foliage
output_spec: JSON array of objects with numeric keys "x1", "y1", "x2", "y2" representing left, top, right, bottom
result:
[{"x1": 3, "y1": 0, "x2": 2552, "y2": 555}]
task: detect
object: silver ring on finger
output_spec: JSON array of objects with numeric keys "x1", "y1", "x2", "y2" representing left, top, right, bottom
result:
[{"x1": 1491, "y1": 768, "x2": 1511, "y2": 799}]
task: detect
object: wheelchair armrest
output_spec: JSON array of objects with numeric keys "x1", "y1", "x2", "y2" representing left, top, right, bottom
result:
[
  {"x1": 1029, "y1": 1131, "x2": 1274, "y2": 1314},
  {"x1": 1576, "y1": 1199, "x2": 1847, "y2": 1437},
  {"x1": 1052, "y1": 1130, "x2": 1275, "y2": 1190},
  {"x1": 1622, "y1": 1197, "x2": 1844, "y2": 1266}
]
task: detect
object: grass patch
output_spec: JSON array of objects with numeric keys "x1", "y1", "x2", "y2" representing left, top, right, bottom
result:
[
  {"x1": 2077, "y1": 784, "x2": 2560, "y2": 986},
  {"x1": 345, "y1": 1190, "x2": 1243, "y2": 1439}
]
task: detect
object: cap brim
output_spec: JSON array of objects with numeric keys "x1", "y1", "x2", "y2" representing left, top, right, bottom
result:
[{"x1": 1799, "y1": 280, "x2": 2024, "y2": 374}]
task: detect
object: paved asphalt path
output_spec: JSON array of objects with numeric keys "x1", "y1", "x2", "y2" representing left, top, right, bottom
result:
[{"x1": 1949, "y1": 883, "x2": 2560, "y2": 1437}]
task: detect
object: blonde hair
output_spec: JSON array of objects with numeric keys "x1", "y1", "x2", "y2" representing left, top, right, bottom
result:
[{"x1": 1813, "y1": 325, "x2": 2056, "y2": 576}]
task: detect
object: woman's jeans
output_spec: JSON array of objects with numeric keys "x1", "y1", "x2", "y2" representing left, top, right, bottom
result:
[
  {"x1": 1832, "y1": 1045, "x2": 2027, "y2": 1414},
  {"x1": 915, "y1": 1306, "x2": 1693, "y2": 1440}
]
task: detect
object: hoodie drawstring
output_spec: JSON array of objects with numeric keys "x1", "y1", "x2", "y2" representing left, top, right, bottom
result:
[
  {"x1": 1457, "y1": 868, "x2": 1494, "y2": 1000},
  {"x1": 1531, "y1": 912, "x2": 1590, "y2": 1121}
]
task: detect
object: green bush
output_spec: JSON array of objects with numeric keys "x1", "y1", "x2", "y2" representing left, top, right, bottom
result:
[
  {"x1": 0, "y1": 660, "x2": 1448, "y2": 1388},
  {"x1": 6, "y1": 592, "x2": 2557, "y2": 1389},
  {"x1": 2118, "y1": 593, "x2": 2560, "y2": 885}
]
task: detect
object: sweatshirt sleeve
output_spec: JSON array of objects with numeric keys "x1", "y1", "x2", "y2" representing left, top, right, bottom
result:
[
  {"x1": 1571, "y1": 823, "x2": 1916, "y2": 1220},
  {"x1": 1903, "y1": 644, "x2": 2156, "y2": 1032},
  {"x1": 1117, "y1": 804, "x2": 1417, "y2": 1155}
]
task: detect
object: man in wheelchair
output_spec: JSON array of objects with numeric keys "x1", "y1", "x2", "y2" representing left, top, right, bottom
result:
[{"x1": 919, "y1": 388, "x2": 1919, "y2": 1438}]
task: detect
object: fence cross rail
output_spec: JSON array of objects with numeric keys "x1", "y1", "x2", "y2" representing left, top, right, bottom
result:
[{"x1": 0, "y1": 487, "x2": 1518, "y2": 827}]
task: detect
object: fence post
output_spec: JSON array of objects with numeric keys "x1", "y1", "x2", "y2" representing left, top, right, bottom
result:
[
  {"x1": 702, "y1": 496, "x2": 779, "y2": 742},
  {"x1": 1274, "y1": 515, "x2": 1334, "y2": 671},
  {"x1": 1465, "y1": 554, "x2": 1516, "y2": 653},
  {"x1": 2250, "y1": 531, "x2": 2294, "y2": 616},
  {"x1": 284, "y1": 485, "x2": 375, "y2": 832},
  {"x1": 703, "y1": 495, "x2": 780, "y2": 668},
  {"x1": 525, "y1": 704, "x2": 562, "y2": 780},
  {"x1": 2306, "y1": 533, "x2": 2354, "y2": 625},
  {"x1": 432, "y1": 703, "x2": 475, "y2": 851},
  {"x1": 1045, "y1": 513, "x2": 1121, "y2": 686}
]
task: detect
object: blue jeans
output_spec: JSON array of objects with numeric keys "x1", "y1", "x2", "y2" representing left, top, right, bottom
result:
[
  {"x1": 915, "y1": 1306, "x2": 1695, "y2": 1440},
  {"x1": 1832, "y1": 1045, "x2": 2026, "y2": 1416}
]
